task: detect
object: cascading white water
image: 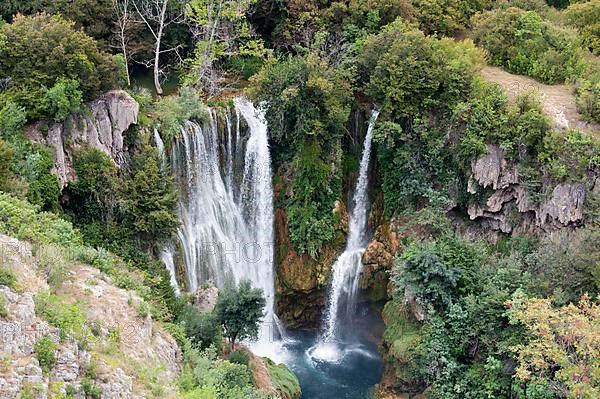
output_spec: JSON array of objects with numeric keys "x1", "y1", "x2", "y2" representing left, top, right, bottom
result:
[
  {"x1": 309, "y1": 110, "x2": 379, "y2": 363},
  {"x1": 158, "y1": 99, "x2": 286, "y2": 360}
]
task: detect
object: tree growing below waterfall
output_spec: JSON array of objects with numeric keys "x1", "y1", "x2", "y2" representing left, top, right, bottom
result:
[{"x1": 214, "y1": 280, "x2": 266, "y2": 351}]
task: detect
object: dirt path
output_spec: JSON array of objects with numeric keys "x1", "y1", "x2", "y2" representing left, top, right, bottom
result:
[{"x1": 481, "y1": 66, "x2": 599, "y2": 137}]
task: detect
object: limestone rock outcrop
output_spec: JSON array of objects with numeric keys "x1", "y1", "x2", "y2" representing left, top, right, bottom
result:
[
  {"x1": 465, "y1": 144, "x2": 589, "y2": 233},
  {"x1": 26, "y1": 90, "x2": 139, "y2": 188}
]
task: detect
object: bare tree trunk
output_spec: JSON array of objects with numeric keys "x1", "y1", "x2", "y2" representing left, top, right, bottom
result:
[
  {"x1": 113, "y1": 0, "x2": 132, "y2": 87},
  {"x1": 121, "y1": 29, "x2": 131, "y2": 87},
  {"x1": 153, "y1": 0, "x2": 169, "y2": 95}
]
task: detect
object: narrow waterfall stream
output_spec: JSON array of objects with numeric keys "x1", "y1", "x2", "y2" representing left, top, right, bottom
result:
[
  {"x1": 158, "y1": 99, "x2": 285, "y2": 360},
  {"x1": 309, "y1": 110, "x2": 380, "y2": 363}
]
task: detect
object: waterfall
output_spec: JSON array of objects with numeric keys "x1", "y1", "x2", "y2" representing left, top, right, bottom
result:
[
  {"x1": 160, "y1": 98, "x2": 286, "y2": 360},
  {"x1": 309, "y1": 110, "x2": 379, "y2": 363}
]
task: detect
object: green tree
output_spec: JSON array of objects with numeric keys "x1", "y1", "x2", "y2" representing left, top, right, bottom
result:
[
  {"x1": 184, "y1": 0, "x2": 266, "y2": 95},
  {"x1": 68, "y1": 147, "x2": 120, "y2": 225},
  {"x1": 122, "y1": 145, "x2": 179, "y2": 246},
  {"x1": 0, "y1": 13, "x2": 117, "y2": 120},
  {"x1": 508, "y1": 293, "x2": 600, "y2": 399},
  {"x1": 214, "y1": 280, "x2": 265, "y2": 351}
]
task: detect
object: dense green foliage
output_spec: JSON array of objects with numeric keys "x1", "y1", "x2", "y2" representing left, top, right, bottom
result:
[
  {"x1": 565, "y1": 0, "x2": 600, "y2": 55},
  {"x1": 0, "y1": 13, "x2": 117, "y2": 120},
  {"x1": 473, "y1": 7, "x2": 585, "y2": 84},
  {"x1": 250, "y1": 54, "x2": 352, "y2": 256},
  {"x1": 214, "y1": 280, "x2": 266, "y2": 350},
  {"x1": 385, "y1": 226, "x2": 600, "y2": 398},
  {"x1": 179, "y1": 305, "x2": 223, "y2": 350},
  {"x1": 1, "y1": 1, "x2": 599, "y2": 398}
]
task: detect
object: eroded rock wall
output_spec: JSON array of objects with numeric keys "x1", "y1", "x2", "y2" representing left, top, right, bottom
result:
[
  {"x1": 465, "y1": 144, "x2": 591, "y2": 234},
  {"x1": 25, "y1": 91, "x2": 139, "y2": 188}
]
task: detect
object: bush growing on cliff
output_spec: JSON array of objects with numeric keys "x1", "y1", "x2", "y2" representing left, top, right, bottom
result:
[
  {"x1": 35, "y1": 335, "x2": 57, "y2": 374},
  {"x1": 154, "y1": 88, "x2": 209, "y2": 143},
  {"x1": 0, "y1": 13, "x2": 117, "y2": 120}
]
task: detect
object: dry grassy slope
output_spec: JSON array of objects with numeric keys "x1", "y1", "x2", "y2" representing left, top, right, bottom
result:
[
  {"x1": 0, "y1": 234, "x2": 181, "y2": 398},
  {"x1": 481, "y1": 66, "x2": 600, "y2": 138}
]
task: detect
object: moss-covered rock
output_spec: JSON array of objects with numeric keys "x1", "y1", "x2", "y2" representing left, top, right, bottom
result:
[
  {"x1": 379, "y1": 299, "x2": 424, "y2": 395},
  {"x1": 264, "y1": 358, "x2": 301, "y2": 399}
]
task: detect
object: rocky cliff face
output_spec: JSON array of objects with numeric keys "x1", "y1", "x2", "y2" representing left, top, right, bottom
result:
[
  {"x1": 25, "y1": 91, "x2": 139, "y2": 188},
  {"x1": 275, "y1": 207, "x2": 345, "y2": 329},
  {"x1": 0, "y1": 234, "x2": 181, "y2": 398},
  {"x1": 464, "y1": 144, "x2": 590, "y2": 234}
]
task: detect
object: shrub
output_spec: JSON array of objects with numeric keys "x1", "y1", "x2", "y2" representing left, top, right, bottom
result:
[
  {"x1": 228, "y1": 350, "x2": 250, "y2": 366},
  {"x1": 66, "y1": 147, "x2": 120, "y2": 226},
  {"x1": 34, "y1": 291, "x2": 90, "y2": 344},
  {"x1": 412, "y1": 0, "x2": 488, "y2": 36},
  {"x1": 154, "y1": 87, "x2": 209, "y2": 143},
  {"x1": 508, "y1": 293, "x2": 600, "y2": 399},
  {"x1": 0, "y1": 192, "x2": 81, "y2": 246},
  {"x1": 538, "y1": 130, "x2": 600, "y2": 182},
  {"x1": 575, "y1": 61, "x2": 600, "y2": 123},
  {"x1": 472, "y1": 8, "x2": 586, "y2": 84},
  {"x1": 265, "y1": 358, "x2": 301, "y2": 399},
  {"x1": 179, "y1": 305, "x2": 222, "y2": 350},
  {"x1": 0, "y1": 101, "x2": 27, "y2": 141},
  {"x1": 35, "y1": 335, "x2": 57, "y2": 373},
  {"x1": 523, "y1": 228, "x2": 600, "y2": 305},
  {"x1": 38, "y1": 244, "x2": 70, "y2": 288},
  {"x1": 565, "y1": 0, "x2": 600, "y2": 56},
  {"x1": 0, "y1": 293, "x2": 8, "y2": 318},
  {"x1": 42, "y1": 78, "x2": 83, "y2": 122},
  {"x1": 0, "y1": 138, "x2": 15, "y2": 192},
  {"x1": 22, "y1": 148, "x2": 61, "y2": 212},
  {"x1": 393, "y1": 243, "x2": 461, "y2": 311},
  {"x1": 359, "y1": 19, "x2": 482, "y2": 118}
]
